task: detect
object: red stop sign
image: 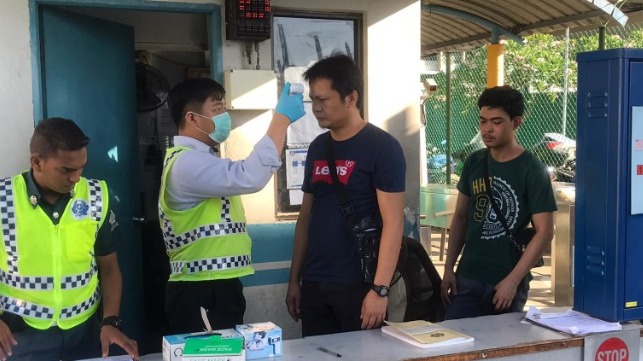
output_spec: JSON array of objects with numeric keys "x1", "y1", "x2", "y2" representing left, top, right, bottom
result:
[{"x1": 595, "y1": 337, "x2": 629, "y2": 361}]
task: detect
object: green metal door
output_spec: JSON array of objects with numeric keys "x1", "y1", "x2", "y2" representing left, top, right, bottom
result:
[{"x1": 40, "y1": 6, "x2": 143, "y2": 340}]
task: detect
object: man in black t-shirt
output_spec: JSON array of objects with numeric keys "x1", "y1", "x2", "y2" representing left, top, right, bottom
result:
[
  {"x1": 440, "y1": 86, "x2": 557, "y2": 319},
  {"x1": 285, "y1": 55, "x2": 406, "y2": 336}
]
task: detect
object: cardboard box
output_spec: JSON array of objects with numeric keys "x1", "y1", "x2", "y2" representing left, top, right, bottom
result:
[
  {"x1": 235, "y1": 322, "x2": 282, "y2": 360},
  {"x1": 162, "y1": 329, "x2": 245, "y2": 361}
]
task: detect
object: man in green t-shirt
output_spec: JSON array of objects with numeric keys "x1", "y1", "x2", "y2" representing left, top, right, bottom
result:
[{"x1": 440, "y1": 86, "x2": 557, "y2": 319}]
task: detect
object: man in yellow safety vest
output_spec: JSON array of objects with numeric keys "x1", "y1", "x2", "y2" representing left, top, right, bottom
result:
[
  {"x1": 0, "y1": 118, "x2": 138, "y2": 360},
  {"x1": 161, "y1": 78, "x2": 304, "y2": 333}
]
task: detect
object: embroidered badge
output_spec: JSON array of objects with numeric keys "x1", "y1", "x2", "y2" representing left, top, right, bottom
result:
[
  {"x1": 109, "y1": 210, "x2": 119, "y2": 232},
  {"x1": 70, "y1": 199, "x2": 89, "y2": 220}
]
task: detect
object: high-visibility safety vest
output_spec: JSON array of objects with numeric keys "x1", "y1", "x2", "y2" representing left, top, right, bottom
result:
[
  {"x1": 0, "y1": 175, "x2": 107, "y2": 330},
  {"x1": 159, "y1": 146, "x2": 253, "y2": 282}
]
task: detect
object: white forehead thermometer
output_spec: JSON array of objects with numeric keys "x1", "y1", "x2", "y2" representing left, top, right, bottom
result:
[{"x1": 289, "y1": 83, "x2": 304, "y2": 95}]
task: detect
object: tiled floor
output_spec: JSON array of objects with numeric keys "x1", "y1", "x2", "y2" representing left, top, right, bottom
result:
[{"x1": 423, "y1": 229, "x2": 556, "y2": 310}]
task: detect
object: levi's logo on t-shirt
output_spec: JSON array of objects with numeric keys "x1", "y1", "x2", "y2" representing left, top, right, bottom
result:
[{"x1": 312, "y1": 160, "x2": 356, "y2": 185}]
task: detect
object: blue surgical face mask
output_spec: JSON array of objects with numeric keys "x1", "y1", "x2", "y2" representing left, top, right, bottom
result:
[{"x1": 192, "y1": 111, "x2": 232, "y2": 143}]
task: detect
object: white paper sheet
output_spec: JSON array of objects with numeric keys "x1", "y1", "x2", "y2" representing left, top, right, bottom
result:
[
  {"x1": 285, "y1": 148, "x2": 308, "y2": 189},
  {"x1": 524, "y1": 307, "x2": 622, "y2": 335}
]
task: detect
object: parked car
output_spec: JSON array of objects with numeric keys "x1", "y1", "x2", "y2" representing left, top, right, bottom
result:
[{"x1": 531, "y1": 132, "x2": 576, "y2": 168}]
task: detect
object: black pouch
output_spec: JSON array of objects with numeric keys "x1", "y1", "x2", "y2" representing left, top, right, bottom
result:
[
  {"x1": 353, "y1": 216, "x2": 382, "y2": 284},
  {"x1": 353, "y1": 216, "x2": 406, "y2": 285},
  {"x1": 510, "y1": 227, "x2": 545, "y2": 268},
  {"x1": 0, "y1": 312, "x2": 27, "y2": 333}
]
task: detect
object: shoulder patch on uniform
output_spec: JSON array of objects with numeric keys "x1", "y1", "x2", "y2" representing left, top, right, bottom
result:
[
  {"x1": 71, "y1": 199, "x2": 89, "y2": 220},
  {"x1": 109, "y1": 210, "x2": 119, "y2": 232}
]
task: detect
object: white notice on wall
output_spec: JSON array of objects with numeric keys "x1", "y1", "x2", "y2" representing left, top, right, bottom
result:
[
  {"x1": 289, "y1": 189, "x2": 304, "y2": 205},
  {"x1": 286, "y1": 148, "x2": 308, "y2": 189},
  {"x1": 287, "y1": 103, "x2": 327, "y2": 146}
]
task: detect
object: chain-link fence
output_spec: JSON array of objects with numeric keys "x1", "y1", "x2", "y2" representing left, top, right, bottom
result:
[{"x1": 422, "y1": 21, "x2": 643, "y2": 184}]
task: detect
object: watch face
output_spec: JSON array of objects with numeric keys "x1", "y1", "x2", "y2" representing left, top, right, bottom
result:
[{"x1": 373, "y1": 285, "x2": 389, "y2": 297}]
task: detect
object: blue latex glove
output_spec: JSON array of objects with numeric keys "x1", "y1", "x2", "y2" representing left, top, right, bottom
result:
[{"x1": 275, "y1": 82, "x2": 305, "y2": 123}]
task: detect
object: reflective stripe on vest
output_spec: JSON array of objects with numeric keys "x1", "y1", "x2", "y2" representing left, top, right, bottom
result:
[
  {"x1": 0, "y1": 268, "x2": 53, "y2": 290},
  {"x1": 0, "y1": 250, "x2": 97, "y2": 291},
  {"x1": 0, "y1": 176, "x2": 105, "y2": 329},
  {"x1": 59, "y1": 287, "x2": 101, "y2": 319},
  {"x1": 0, "y1": 178, "x2": 19, "y2": 274},
  {"x1": 0, "y1": 294, "x2": 54, "y2": 319},
  {"x1": 170, "y1": 255, "x2": 251, "y2": 275},
  {"x1": 61, "y1": 260, "x2": 98, "y2": 290},
  {"x1": 1, "y1": 286, "x2": 100, "y2": 320},
  {"x1": 86, "y1": 179, "x2": 104, "y2": 222}
]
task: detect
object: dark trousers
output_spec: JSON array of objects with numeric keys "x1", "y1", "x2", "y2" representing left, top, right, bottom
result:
[
  {"x1": 1, "y1": 312, "x2": 100, "y2": 361},
  {"x1": 300, "y1": 281, "x2": 371, "y2": 337},
  {"x1": 165, "y1": 278, "x2": 246, "y2": 334},
  {"x1": 445, "y1": 274, "x2": 531, "y2": 320}
]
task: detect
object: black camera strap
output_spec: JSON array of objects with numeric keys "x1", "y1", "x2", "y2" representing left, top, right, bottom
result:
[
  {"x1": 482, "y1": 150, "x2": 520, "y2": 249},
  {"x1": 325, "y1": 134, "x2": 403, "y2": 285},
  {"x1": 325, "y1": 134, "x2": 359, "y2": 229}
]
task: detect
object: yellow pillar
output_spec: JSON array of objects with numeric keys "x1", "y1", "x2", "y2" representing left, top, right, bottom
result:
[{"x1": 486, "y1": 44, "x2": 504, "y2": 88}]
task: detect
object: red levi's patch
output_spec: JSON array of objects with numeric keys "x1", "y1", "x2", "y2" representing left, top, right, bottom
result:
[{"x1": 311, "y1": 160, "x2": 356, "y2": 185}]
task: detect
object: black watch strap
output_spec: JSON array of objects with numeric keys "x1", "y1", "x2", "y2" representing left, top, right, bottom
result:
[
  {"x1": 100, "y1": 315, "x2": 122, "y2": 329},
  {"x1": 371, "y1": 284, "x2": 390, "y2": 297}
]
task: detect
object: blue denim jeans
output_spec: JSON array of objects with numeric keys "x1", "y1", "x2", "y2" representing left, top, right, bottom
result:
[{"x1": 445, "y1": 274, "x2": 531, "y2": 320}]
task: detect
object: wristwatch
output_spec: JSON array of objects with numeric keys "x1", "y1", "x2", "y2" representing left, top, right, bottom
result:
[
  {"x1": 371, "y1": 284, "x2": 390, "y2": 297},
  {"x1": 100, "y1": 315, "x2": 122, "y2": 329}
]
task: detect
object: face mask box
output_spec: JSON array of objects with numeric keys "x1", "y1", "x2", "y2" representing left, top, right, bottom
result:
[
  {"x1": 235, "y1": 322, "x2": 282, "y2": 360},
  {"x1": 162, "y1": 329, "x2": 245, "y2": 361}
]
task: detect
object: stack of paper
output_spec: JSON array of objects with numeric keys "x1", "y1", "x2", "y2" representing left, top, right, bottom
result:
[
  {"x1": 524, "y1": 307, "x2": 622, "y2": 335},
  {"x1": 381, "y1": 320, "x2": 474, "y2": 349}
]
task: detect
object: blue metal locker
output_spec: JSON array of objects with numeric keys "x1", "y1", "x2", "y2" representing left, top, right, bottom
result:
[{"x1": 575, "y1": 48, "x2": 643, "y2": 322}]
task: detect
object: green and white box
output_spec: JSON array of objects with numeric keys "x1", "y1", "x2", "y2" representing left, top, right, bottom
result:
[{"x1": 162, "y1": 329, "x2": 245, "y2": 361}]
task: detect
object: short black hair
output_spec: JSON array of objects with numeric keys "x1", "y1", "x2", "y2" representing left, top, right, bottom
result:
[
  {"x1": 30, "y1": 118, "x2": 90, "y2": 158},
  {"x1": 168, "y1": 77, "x2": 226, "y2": 128},
  {"x1": 303, "y1": 54, "x2": 363, "y2": 109},
  {"x1": 477, "y1": 85, "x2": 525, "y2": 119}
]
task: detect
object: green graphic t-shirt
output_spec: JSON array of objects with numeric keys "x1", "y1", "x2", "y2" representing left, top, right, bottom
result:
[{"x1": 456, "y1": 149, "x2": 557, "y2": 285}]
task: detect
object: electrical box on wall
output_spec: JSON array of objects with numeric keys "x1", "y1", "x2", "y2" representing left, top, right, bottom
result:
[
  {"x1": 224, "y1": 69, "x2": 277, "y2": 110},
  {"x1": 225, "y1": 0, "x2": 271, "y2": 41}
]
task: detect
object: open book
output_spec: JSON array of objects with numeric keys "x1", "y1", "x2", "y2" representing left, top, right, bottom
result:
[{"x1": 382, "y1": 320, "x2": 474, "y2": 349}]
